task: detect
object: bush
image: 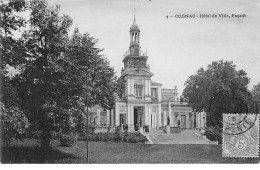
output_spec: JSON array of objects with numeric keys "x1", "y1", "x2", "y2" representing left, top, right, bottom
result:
[
  {"x1": 1, "y1": 103, "x2": 29, "y2": 146},
  {"x1": 114, "y1": 126, "x2": 123, "y2": 142},
  {"x1": 60, "y1": 134, "x2": 77, "y2": 147},
  {"x1": 80, "y1": 131, "x2": 148, "y2": 143},
  {"x1": 205, "y1": 126, "x2": 222, "y2": 144}
]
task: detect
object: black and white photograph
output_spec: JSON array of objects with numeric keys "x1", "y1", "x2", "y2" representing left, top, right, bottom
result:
[{"x1": 0, "y1": 0, "x2": 260, "y2": 164}]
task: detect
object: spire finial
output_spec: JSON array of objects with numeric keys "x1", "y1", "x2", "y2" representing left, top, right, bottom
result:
[{"x1": 134, "y1": 8, "x2": 136, "y2": 23}]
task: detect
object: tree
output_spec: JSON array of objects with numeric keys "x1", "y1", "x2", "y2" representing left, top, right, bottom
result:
[
  {"x1": 14, "y1": 0, "x2": 73, "y2": 149},
  {"x1": 0, "y1": 0, "x2": 27, "y2": 105},
  {"x1": 97, "y1": 76, "x2": 125, "y2": 131},
  {"x1": 66, "y1": 28, "x2": 117, "y2": 130},
  {"x1": 182, "y1": 60, "x2": 253, "y2": 127},
  {"x1": 251, "y1": 82, "x2": 260, "y2": 112},
  {"x1": 99, "y1": 81, "x2": 117, "y2": 131},
  {"x1": 66, "y1": 27, "x2": 117, "y2": 163},
  {"x1": 0, "y1": 0, "x2": 27, "y2": 67},
  {"x1": 0, "y1": 0, "x2": 28, "y2": 145}
]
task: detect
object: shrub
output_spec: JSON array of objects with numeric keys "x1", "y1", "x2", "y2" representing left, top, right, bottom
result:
[
  {"x1": 60, "y1": 134, "x2": 77, "y2": 147},
  {"x1": 79, "y1": 131, "x2": 148, "y2": 143},
  {"x1": 1, "y1": 103, "x2": 29, "y2": 146},
  {"x1": 114, "y1": 126, "x2": 123, "y2": 142},
  {"x1": 129, "y1": 137, "x2": 137, "y2": 143},
  {"x1": 205, "y1": 126, "x2": 222, "y2": 144},
  {"x1": 88, "y1": 134, "x2": 96, "y2": 141}
]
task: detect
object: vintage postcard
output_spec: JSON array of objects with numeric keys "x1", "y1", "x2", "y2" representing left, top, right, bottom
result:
[{"x1": 1, "y1": 0, "x2": 260, "y2": 165}]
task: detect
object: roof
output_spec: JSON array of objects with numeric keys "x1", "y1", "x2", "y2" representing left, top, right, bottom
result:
[
  {"x1": 130, "y1": 18, "x2": 140, "y2": 31},
  {"x1": 161, "y1": 88, "x2": 178, "y2": 94},
  {"x1": 151, "y1": 81, "x2": 162, "y2": 86},
  {"x1": 161, "y1": 88, "x2": 178, "y2": 102}
]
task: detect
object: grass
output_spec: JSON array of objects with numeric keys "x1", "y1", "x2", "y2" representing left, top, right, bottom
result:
[
  {"x1": 1, "y1": 139, "x2": 80, "y2": 163},
  {"x1": 1, "y1": 139, "x2": 259, "y2": 163}
]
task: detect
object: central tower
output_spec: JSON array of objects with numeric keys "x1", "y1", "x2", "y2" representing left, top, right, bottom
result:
[
  {"x1": 120, "y1": 15, "x2": 153, "y2": 101},
  {"x1": 115, "y1": 13, "x2": 162, "y2": 131},
  {"x1": 122, "y1": 16, "x2": 148, "y2": 69}
]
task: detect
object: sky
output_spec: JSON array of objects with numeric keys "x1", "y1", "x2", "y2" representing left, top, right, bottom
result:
[{"x1": 48, "y1": 0, "x2": 260, "y2": 96}]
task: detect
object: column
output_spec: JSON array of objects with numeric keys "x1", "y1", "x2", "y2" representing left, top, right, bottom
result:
[
  {"x1": 142, "y1": 109, "x2": 145, "y2": 126},
  {"x1": 148, "y1": 108, "x2": 151, "y2": 126},
  {"x1": 129, "y1": 78, "x2": 132, "y2": 95},
  {"x1": 148, "y1": 107, "x2": 151, "y2": 126},
  {"x1": 131, "y1": 79, "x2": 134, "y2": 95},
  {"x1": 154, "y1": 113, "x2": 156, "y2": 128},
  {"x1": 148, "y1": 81, "x2": 151, "y2": 96},
  {"x1": 168, "y1": 101, "x2": 172, "y2": 126},
  {"x1": 127, "y1": 105, "x2": 131, "y2": 125},
  {"x1": 130, "y1": 106, "x2": 134, "y2": 126},
  {"x1": 144, "y1": 80, "x2": 147, "y2": 96},
  {"x1": 127, "y1": 79, "x2": 130, "y2": 95},
  {"x1": 163, "y1": 110, "x2": 167, "y2": 126},
  {"x1": 145, "y1": 106, "x2": 149, "y2": 125},
  {"x1": 170, "y1": 111, "x2": 174, "y2": 127},
  {"x1": 157, "y1": 104, "x2": 162, "y2": 128}
]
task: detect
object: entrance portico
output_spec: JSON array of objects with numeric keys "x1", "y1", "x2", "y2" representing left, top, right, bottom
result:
[{"x1": 115, "y1": 102, "x2": 160, "y2": 130}]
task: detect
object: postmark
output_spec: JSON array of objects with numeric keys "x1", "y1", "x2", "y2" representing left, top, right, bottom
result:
[{"x1": 222, "y1": 114, "x2": 259, "y2": 158}]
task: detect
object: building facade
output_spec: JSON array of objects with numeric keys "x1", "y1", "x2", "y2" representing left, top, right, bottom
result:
[{"x1": 95, "y1": 18, "x2": 206, "y2": 131}]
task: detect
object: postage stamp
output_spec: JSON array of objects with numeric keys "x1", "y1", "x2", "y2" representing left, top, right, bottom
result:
[{"x1": 222, "y1": 114, "x2": 259, "y2": 158}]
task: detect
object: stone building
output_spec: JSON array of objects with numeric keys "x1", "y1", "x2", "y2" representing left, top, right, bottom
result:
[{"x1": 94, "y1": 17, "x2": 206, "y2": 131}]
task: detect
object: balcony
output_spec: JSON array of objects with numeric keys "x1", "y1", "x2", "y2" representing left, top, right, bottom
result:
[
  {"x1": 135, "y1": 96, "x2": 143, "y2": 100},
  {"x1": 123, "y1": 48, "x2": 147, "y2": 59}
]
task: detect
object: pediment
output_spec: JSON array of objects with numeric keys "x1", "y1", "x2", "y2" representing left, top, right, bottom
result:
[{"x1": 121, "y1": 68, "x2": 153, "y2": 77}]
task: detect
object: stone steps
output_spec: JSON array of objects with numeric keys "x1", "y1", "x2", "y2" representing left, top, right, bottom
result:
[{"x1": 146, "y1": 129, "x2": 209, "y2": 144}]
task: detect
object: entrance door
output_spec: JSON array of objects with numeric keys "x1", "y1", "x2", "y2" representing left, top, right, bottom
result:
[
  {"x1": 181, "y1": 115, "x2": 186, "y2": 129},
  {"x1": 134, "y1": 108, "x2": 138, "y2": 126}
]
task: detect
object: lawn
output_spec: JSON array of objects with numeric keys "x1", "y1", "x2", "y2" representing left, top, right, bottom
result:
[{"x1": 1, "y1": 139, "x2": 259, "y2": 163}]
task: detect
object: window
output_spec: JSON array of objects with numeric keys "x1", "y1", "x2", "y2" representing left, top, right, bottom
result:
[
  {"x1": 151, "y1": 88, "x2": 157, "y2": 98},
  {"x1": 135, "y1": 86, "x2": 142, "y2": 97},
  {"x1": 100, "y1": 110, "x2": 107, "y2": 126}
]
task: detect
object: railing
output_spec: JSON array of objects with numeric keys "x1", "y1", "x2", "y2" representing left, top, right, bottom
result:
[
  {"x1": 123, "y1": 48, "x2": 148, "y2": 59},
  {"x1": 135, "y1": 96, "x2": 143, "y2": 100}
]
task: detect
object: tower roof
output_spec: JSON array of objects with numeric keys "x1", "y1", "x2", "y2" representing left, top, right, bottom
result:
[
  {"x1": 130, "y1": 10, "x2": 140, "y2": 31},
  {"x1": 130, "y1": 20, "x2": 139, "y2": 31}
]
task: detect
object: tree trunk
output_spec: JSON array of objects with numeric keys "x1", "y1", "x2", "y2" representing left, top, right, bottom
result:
[
  {"x1": 41, "y1": 129, "x2": 51, "y2": 149},
  {"x1": 108, "y1": 108, "x2": 112, "y2": 132},
  {"x1": 39, "y1": 111, "x2": 52, "y2": 150}
]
